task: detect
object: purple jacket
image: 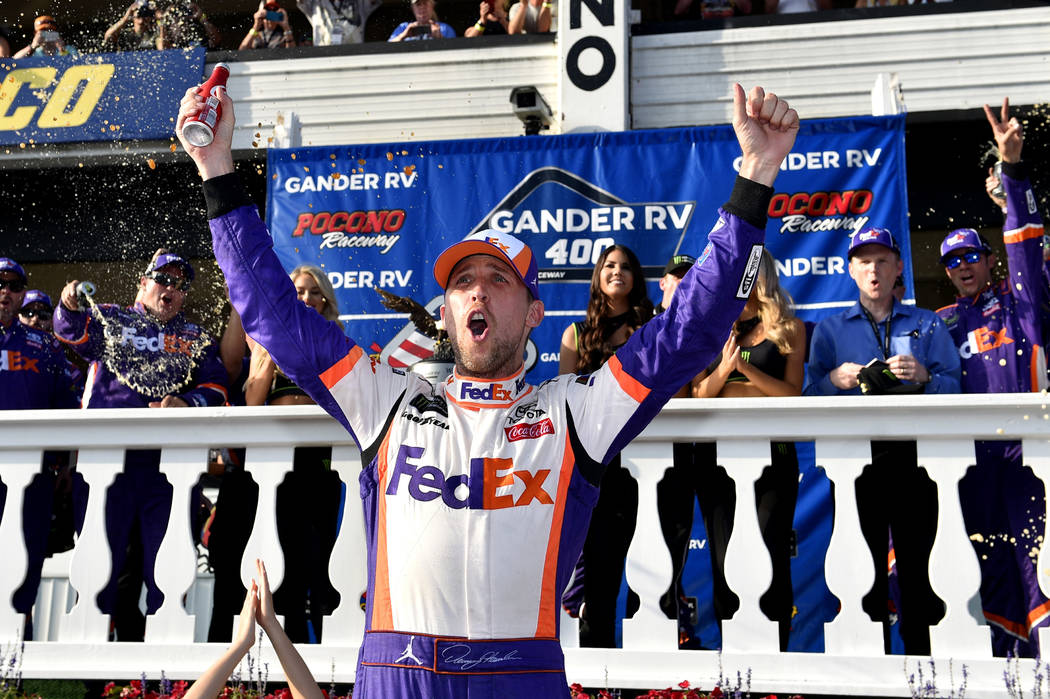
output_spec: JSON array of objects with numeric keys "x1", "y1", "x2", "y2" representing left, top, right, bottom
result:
[
  {"x1": 54, "y1": 301, "x2": 228, "y2": 408},
  {"x1": 936, "y1": 161, "x2": 1049, "y2": 394},
  {"x1": 0, "y1": 320, "x2": 78, "y2": 410}
]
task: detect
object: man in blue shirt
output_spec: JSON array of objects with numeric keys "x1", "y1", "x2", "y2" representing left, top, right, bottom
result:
[{"x1": 804, "y1": 227, "x2": 960, "y2": 656}]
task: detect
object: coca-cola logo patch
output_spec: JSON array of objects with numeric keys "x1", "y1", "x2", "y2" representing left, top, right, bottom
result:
[{"x1": 504, "y1": 418, "x2": 555, "y2": 442}]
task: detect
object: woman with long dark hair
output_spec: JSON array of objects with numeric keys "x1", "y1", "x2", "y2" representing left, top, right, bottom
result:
[{"x1": 559, "y1": 244, "x2": 654, "y2": 647}]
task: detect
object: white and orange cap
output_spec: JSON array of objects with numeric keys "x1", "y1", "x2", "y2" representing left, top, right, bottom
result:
[{"x1": 433, "y1": 229, "x2": 540, "y2": 300}]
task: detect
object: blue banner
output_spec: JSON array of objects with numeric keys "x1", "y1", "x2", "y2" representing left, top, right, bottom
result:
[
  {"x1": 0, "y1": 48, "x2": 206, "y2": 145},
  {"x1": 266, "y1": 116, "x2": 908, "y2": 382}
]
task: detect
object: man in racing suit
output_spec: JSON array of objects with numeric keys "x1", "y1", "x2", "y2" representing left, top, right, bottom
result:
[
  {"x1": 0, "y1": 258, "x2": 79, "y2": 640},
  {"x1": 936, "y1": 98, "x2": 1050, "y2": 658},
  {"x1": 178, "y1": 83, "x2": 799, "y2": 697},
  {"x1": 53, "y1": 254, "x2": 228, "y2": 640}
]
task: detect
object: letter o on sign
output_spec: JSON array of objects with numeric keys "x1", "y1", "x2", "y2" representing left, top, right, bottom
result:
[{"x1": 566, "y1": 36, "x2": 615, "y2": 92}]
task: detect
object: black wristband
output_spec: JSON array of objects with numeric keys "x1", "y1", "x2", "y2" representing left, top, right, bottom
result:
[
  {"x1": 723, "y1": 175, "x2": 773, "y2": 230},
  {"x1": 1001, "y1": 160, "x2": 1027, "y2": 181},
  {"x1": 203, "y1": 172, "x2": 254, "y2": 219}
]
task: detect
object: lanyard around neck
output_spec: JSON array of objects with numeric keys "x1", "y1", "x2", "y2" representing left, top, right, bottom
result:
[{"x1": 859, "y1": 304, "x2": 892, "y2": 359}]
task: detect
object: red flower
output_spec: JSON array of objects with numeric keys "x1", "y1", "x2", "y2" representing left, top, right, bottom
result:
[
  {"x1": 103, "y1": 682, "x2": 117, "y2": 697},
  {"x1": 710, "y1": 688, "x2": 724, "y2": 699},
  {"x1": 679, "y1": 682, "x2": 691, "y2": 689}
]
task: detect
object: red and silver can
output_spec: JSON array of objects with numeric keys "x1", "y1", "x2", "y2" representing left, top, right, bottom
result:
[{"x1": 181, "y1": 62, "x2": 230, "y2": 147}]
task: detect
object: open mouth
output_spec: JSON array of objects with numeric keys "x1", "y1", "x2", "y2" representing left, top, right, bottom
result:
[{"x1": 468, "y1": 311, "x2": 488, "y2": 340}]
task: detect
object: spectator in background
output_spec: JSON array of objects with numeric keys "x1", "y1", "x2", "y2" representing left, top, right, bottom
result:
[
  {"x1": 805, "y1": 227, "x2": 960, "y2": 656},
  {"x1": 389, "y1": 0, "x2": 456, "y2": 41},
  {"x1": 104, "y1": 2, "x2": 162, "y2": 51},
  {"x1": 508, "y1": 0, "x2": 552, "y2": 34},
  {"x1": 13, "y1": 16, "x2": 81, "y2": 58},
  {"x1": 559, "y1": 244, "x2": 654, "y2": 648},
  {"x1": 240, "y1": 1, "x2": 297, "y2": 49},
  {"x1": 465, "y1": 0, "x2": 509, "y2": 37},
  {"x1": 0, "y1": 259, "x2": 79, "y2": 641},
  {"x1": 938, "y1": 99, "x2": 1050, "y2": 658},
  {"x1": 19, "y1": 290, "x2": 54, "y2": 333},
  {"x1": 687, "y1": 248, "x2": 804, "y2": 651},
  {"x1": 297, "y1": 0, "x2": 381, "y2": 45},
  {"x1": 159, "y1": 1, "x2": 221, "y2": 49},
  {"x1": 0, "y1": 26, "x2": 11, "y2": 57},
  {"x1": 668, "y1": 0, "x2": 750, "y2": 21},
  {"x1": 55, "y1": 253, "x2": 228, "y2": 641}
]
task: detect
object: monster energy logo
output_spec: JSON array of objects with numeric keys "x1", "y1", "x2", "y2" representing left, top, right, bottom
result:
[{"x1": 740, "y1": 349, "x2": 751, "y2": 364}]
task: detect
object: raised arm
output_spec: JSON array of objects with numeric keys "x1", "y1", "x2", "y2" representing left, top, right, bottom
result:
[
  {"x1": 183, "y1": 583, "x2": 259, "y2": 699},
  {"x1": 255, "y1": 560, "x2": 324, "y2": 699}
]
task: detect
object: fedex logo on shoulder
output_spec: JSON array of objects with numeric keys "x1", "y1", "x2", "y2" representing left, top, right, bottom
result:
[
  {"x1": 460, "y1": 381, "x2": 513, "y2": 402},
  {"x1": 120, "y1": 327, "x2": 193, "y2": 355},
  {"x1": 386, "y1": 445, "x2": 553, "y2": 509}
]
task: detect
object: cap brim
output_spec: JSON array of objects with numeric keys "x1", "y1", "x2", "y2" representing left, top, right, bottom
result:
[{"x1": 434, "y1": 240, "x2": 523, "y2": 290}]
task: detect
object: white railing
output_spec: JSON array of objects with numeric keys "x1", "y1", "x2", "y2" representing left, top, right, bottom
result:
[{"x1": 2, "y1": 395, "x2": 1049, "y2": 697}]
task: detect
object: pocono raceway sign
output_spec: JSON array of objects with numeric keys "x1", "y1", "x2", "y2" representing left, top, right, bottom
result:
[{"x1": 266, "y1": 114, "x2": 908, "y2": 383}]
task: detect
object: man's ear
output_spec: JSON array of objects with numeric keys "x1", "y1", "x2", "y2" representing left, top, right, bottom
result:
[
  {"x1": 439, "y1": 304, "x2": 447, "y2": 323},
  {"x1": 896, "y1": 257, "x2": 903, "y2": 275},
  {"x1": 525, "y1": 299, "x2": 544, "y2": 329}
]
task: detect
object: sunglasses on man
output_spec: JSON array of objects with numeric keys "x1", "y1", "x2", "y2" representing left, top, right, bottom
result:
[
  {"x1": 148, "y1": 271, "x2": 191, "y2": 291},
  {"x1": 20, "y1": 308, "x2": 52, "y2": 320},
  {"x1": 944, "y1": 250, "x2": 983, "y2": 270},
  {"x1": 0, "y1": 279, "x2": 26, "y2": 292}
]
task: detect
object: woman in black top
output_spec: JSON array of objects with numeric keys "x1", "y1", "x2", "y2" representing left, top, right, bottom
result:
[
  {"x1": 688, "y1": 248, "x2": 804, "y2": 650},
  {"x1": 558, "y1": 244, "x2": 654, "y2": 647}
]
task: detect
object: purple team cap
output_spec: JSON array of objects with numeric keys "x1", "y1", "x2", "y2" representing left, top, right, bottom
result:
[
  {"x1": 0, "y1": 257, "x2": 27, "y2": 282},
  {"x1": 433, "y1": 229, "x2": 540, "y2": 300},
  {"x1": 848, "y1": 227, "x2": 900, "y2": 258},
  {"x1": 147, "y1": 253, "x2": 195, "y2": 282},
  {"x1": 21, "y1": 290, "x2": 52, "y2": 309},
  {"x1": 939, "y1": 228, "x2": 992, "y2": 263}
]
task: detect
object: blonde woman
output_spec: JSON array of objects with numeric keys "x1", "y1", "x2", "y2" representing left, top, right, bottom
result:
[
  {"x1": 244, "y1": 264, "x2": 343, "y2": 643},
  {"x1": 687, "y1": 249, "x2": 803, "y2": 651}
]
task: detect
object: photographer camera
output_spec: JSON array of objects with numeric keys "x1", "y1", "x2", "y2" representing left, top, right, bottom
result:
[
  {"x1": 13, "y1": 16, "x2": 80, "y2": 58},
  {"x1": 239, "y1": 1, "x2": 296, "y2": 50}
]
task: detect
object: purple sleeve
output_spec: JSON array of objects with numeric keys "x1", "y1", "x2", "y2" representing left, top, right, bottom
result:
[
  {"x1": 206, "y1": 177, "x2": 357, "y2": 430},
  {"x1": 1001, "y1": 163, "x2": 1050, "y2": 334},
  {"x1": 53, "y1": 304, "x2": 103, "y2": 360}
]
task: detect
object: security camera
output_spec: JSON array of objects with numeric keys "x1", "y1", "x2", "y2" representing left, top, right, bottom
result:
[{"x1": 510, "y1": 86, "x2": 552, "y2": 136}]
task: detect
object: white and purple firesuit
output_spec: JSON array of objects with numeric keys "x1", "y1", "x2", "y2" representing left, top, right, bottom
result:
[
  {"x1": 936, "y1": 160, "x2": 1050, "y2": 656},
  {"x1": 207, "y1": 172, "x2": 769, "y2": 697}
]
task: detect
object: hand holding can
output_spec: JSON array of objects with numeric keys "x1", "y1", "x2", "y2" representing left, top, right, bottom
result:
[{"x1": 180, "y1": 63, "x2": 230, "y2": 147}]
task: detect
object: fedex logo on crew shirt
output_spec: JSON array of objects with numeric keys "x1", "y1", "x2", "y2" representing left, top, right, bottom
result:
[
  {"x1": 120, "y1": 327, "x2": 193, "y2": 355},
  {"x1": 460, "y1": 381, "x2": 514, "y2": 402},
  {"x1": 0, "y1": 350, "x2": 39, "y2": 373},
  {"x1": 385, "y1": 445, "x2": 553, "y2": 509},
  {"x1": 959, "y1": 326, "x2": 1013, "y2": 359}
]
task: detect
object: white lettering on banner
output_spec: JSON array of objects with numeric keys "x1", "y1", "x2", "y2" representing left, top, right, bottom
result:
[
  {"x1": 284, "y1": 173, "x2": 415, "y2": 193},
  {"x1": 489, "y1": 204, "x2": 693, "y2": 235},
  {"x1": 329, "y1": 270, "x2": 413, "y2": 290},
  {"x1": 732, "y1": 149, "x2": 883, "y2": 173},
  {"x1": 319, "y1": 232, "x2": 401, "y2": 253},
  {"x1": 779, "y1": 215, "x2": 870, "y2": 236},
  {"x1": 775, "y1": 257, "x2": 846, "y2": 277},
  {"x1": 540, "y1": 352, "x2": 559, "y2": 362}
]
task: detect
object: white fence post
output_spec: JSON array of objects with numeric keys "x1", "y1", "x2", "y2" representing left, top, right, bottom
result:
[
  {"x1": 620, "y1": 441, "x2": 677, "y2": 650},
  {"x1": 145, "y1": 447, "x2": 209, "y2": 643},
  {"x1": 60, "y1": 447, "x2": 124, "y2": 642},
  {"x1": 720, "y1": 439, "x2": 779, "y2": 653},
  {"x1": 323, "y1": 444, "x2": 367, "y2": 644},
  {"x1": 819, "y1": 438, "x2": 884, "y2": 655},
  {"x1": 0, "y1": 450, "x2": 40, "y2": 642},
  {"x1": 919, "y1": 438, "x2": 990, "y2": 656}
]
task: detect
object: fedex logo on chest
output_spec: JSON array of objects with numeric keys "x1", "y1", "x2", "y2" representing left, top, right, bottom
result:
[
  {"x1": 385, "y1": 445, "x2": 553, "y2": 509},
  {"x1": 0, "y1": 350, "x2": 39, "y2": 373}
]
